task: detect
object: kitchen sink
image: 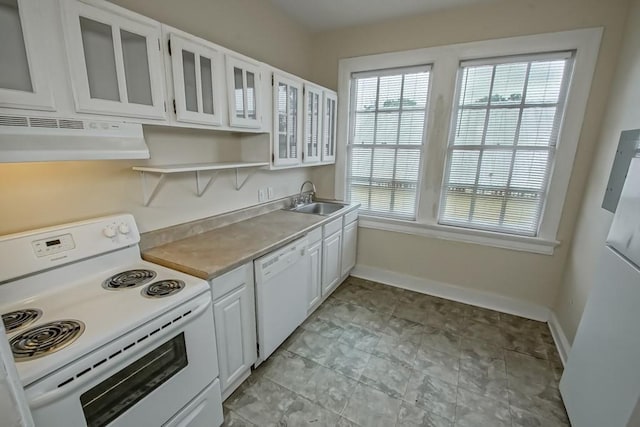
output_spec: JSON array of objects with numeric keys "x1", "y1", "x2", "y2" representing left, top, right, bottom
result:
[{"x1": 290, "y1": 202, "x2": 347, "y2": 216}]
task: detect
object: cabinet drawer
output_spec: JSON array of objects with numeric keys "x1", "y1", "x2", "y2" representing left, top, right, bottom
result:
[
  {"x1": 344, "y1": 209, "x2": 358, "y2": 226},
  {"x1": 307, "y1": 227, "x2": 322, "y2": 244},
  {"x1": 323, "y1": 217, "x2": 342, "y2": 237},
  {"x1": 210, "y1": 263, "x2": 252, "y2": 300}
]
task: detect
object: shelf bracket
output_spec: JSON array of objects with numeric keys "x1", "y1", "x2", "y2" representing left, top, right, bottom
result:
[
  {"x1": 140, "y1": 172, "x2": 166, "y2": 207},
  {"x1": 134, "y1": 162, "x2": 268, "y2": 205},
  {"x1": 195, "y1": 171, "x2": 218, "y2": 197},
  {"x1": 235, "y1": 167, "x2": 260, "y2": 191}
]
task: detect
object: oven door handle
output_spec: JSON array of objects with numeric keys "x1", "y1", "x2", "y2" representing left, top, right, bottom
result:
[{"x1": 28, "y1": 296, "x2": 212, "y2": 409}]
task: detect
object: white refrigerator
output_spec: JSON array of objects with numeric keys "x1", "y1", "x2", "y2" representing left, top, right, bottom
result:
[{"x1": 560, "y1": 157, "x2": 640, "y2": 427}]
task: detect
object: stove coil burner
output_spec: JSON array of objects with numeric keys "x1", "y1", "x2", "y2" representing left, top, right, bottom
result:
[
  {"x1": 2, "y1": 309, "x2": 43, "y2": 333},
  {"x1": 143, "y1": 280, "x2": 186, "y2": 298},
  {"x1": 103, "y1": 269, "x2": 157, "y2": 290},
  {"x1": 10, "y1": 320, "x2": 85, "y2": 361}
]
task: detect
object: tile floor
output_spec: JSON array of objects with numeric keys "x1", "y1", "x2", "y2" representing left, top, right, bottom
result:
[{"x1": 223, "y1": 277, "x2": 568, "y2": 427}]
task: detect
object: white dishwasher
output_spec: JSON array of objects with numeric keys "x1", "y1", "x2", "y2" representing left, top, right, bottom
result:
[{"x1": 254, "y1": 237, "x2": 309, "y2": 364}]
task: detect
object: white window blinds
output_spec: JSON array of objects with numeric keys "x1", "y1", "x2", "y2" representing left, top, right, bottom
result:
[
  {"x1": 439, "y1": 52, "x2": 574, "y2": 236},
  {"x1": 348, "y1": 65, "x2": 431, "y2": 219}
]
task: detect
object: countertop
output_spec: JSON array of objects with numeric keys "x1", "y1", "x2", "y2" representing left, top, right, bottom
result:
[{"x1": 142, "y1": 205, "x2": 359, "y2": 281}]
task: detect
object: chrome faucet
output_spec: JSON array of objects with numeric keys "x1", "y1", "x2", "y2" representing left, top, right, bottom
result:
[{"x1": 295, "y1": 180, "x2": 316, "y2": 206}]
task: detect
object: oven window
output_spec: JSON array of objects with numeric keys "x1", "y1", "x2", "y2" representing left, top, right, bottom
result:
[{"x1": 80, "y1": 333, "x2": 188, "y2": 427}]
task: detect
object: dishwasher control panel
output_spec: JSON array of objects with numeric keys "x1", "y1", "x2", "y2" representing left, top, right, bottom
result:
[{"x1": 258, "y1": 239, "x2": 307, "y2": 277}]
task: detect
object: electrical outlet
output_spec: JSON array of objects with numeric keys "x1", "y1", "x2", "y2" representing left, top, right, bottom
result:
[
  {"x1": 258, "y1": 189, "x2": 266, "y2": 202},
  {"x1": 267, "y1": 187, "x2": 274, "y2": 199}
]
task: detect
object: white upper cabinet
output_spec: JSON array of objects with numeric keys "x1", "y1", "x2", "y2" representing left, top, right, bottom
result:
[
  {"x1": 226, "y1": 55, "x2": 262, "y2": 129},
  {"x1": 168, "y1": 33, "x2": 223, "y2": 126},
  {"x1": 272, "y1": 73, "x2": 303, "y2": 166},
  {"x1": 302, "y1": 83, "x2": 322, "y2": 164},
  {"x1": 0, "y1": 0, "x2": 331, "y2": 167},
  {"x1": 322, "y1": 90, "x2": 337, "y2": 163},
  {"x1": 0, "y1": 0, "x2": 54, "y2": 111},
  {"x1": 61, "y1": 0, "x2": 166, "y2": 119}
]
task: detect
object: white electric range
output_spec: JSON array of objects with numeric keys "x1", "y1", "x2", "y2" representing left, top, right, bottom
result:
[{"x1": 0, "y1": 214, "x2": 223, "y2": 427}]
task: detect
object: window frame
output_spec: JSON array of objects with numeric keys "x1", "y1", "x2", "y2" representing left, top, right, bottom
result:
[
  {"x1": 346, "y1": 64, "x2": 432, "y2": 220},
  {"x1": 439, "y1": 51, "x2": 576, "y2": 237},
  {"x1": 335, "y1": 28, "x2": 603, "y2": 255}
]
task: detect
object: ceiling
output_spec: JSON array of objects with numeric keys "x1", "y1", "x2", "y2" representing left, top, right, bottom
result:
[{"x1": 268, "y1": 0, "x2": 498, "y2": 32}]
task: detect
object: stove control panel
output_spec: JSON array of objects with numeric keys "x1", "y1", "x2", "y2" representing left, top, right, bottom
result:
[
  {"x1": 0, "y1": 214, "x2": 141, "y2": 283},
  {"x1": 31, "y1": 234, "x2": 76, "y2": 258},
  {"x1": 102, "y1": 221, "x2": 135, "y2": 241}
]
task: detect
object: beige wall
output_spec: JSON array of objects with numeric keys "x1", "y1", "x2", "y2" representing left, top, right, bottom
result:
[
  {"x1": 0, "y1": 0, "x2": 314, "y2": 235},
  {"x1": 309, "y1": 0, "x2": 629, "y2": 308},
  {"x1": 358, "y1": 231, "x2": 566, "y2": 306},
  {"x1": 554, "y1": 0, "x2": 640, "y2": 342},
  {"x1": 0, "y1": 128, "x2": 310, "y2": 235}
]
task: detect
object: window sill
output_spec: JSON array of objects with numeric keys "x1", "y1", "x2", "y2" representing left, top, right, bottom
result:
[{"x1": 358, "y1": 215, "x2": 560, "y2": 255}]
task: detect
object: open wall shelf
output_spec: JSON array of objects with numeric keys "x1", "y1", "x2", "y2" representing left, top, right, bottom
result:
[{"x1": 133, "y1": 161, "x2": 269, "y2": 206}]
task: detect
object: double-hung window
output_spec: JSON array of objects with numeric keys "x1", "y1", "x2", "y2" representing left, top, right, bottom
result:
[
  {"x1": 338, "y1": 29, "x2": 601, "y2": 253},
  {"x1": 347, "y1": 65, "x2": 431, "y2": 219},
  {"x1": 439, "y1": 52, "x2": 575, "y2": 236}
]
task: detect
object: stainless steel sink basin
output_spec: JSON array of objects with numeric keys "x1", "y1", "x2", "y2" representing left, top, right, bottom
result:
[{"x1": 290, "y1": 202, "x2": 347, "y2": 216}]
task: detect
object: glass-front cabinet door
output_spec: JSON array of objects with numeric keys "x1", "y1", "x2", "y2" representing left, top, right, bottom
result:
[
  {"x1": 322, "y1": 90, "x2": 337, "y2": 163},
  {"x1": 169, "y1": 33, "x2": 222, "y2": 126},
  {"x1": 272, "y1": 73, "x2": 302, "y2": 166},
  {"x1": 226, "y1": 55, "x2": 261, "y2": 129},
  {"x1": 0, "y1": 0, "x2": 54, "y2": 111},
  {"x1": 303, "y1": 83, "x2": 322, "y2": 163},
  {"x1": 62, "y1": 0, "x2": 165, "y2": 119}
]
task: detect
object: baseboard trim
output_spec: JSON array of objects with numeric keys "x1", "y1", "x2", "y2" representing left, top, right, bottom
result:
[
  {"x1": 547, "y1": 311, "x2": 571, "y2": 366},
  {"x1": 351, "y1": 264, "x2": 550, "y2": 322}
]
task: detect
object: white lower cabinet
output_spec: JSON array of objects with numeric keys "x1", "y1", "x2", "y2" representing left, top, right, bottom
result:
[
  {"x1": 321, "y1": 218, "x2": 343, "y2": 295},
  {"x1": 341, "y1": 219, "x2": 358, "y2": 277},
  {"x1": 307, "y1": 228, "x2": 323, "y2": 312},
  {"x1": 210, "y1": 263, "x2": 256, "y2": 400},
  {"x1": 207, "y1": 211, "x2": 357, "y2": 401},
  {"x1": 306, "y1": 209, "x2": 359, "y2": 303}
]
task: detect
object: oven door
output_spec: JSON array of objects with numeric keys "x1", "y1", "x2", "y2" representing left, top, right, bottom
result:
[{"x1": 26, "y1": 293, "x2": 221, "y2": 427}]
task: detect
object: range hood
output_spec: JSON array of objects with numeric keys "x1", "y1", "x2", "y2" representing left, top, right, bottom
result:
[{"x1": 0, "y1": 115, "x2": 150, "y2": 163}]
